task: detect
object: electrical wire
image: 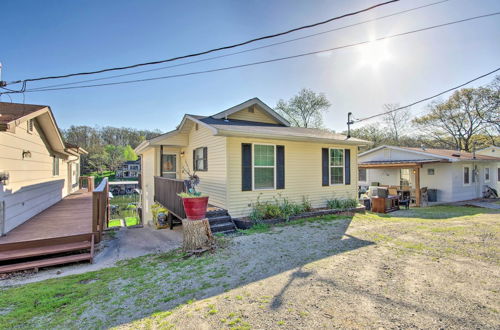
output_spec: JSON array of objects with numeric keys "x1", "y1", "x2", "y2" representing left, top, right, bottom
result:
[
  {"x1": 353, "y1": 67, "x2": 500, "y2": 123},
  {"x1": 3, "y1": 12, "x2": 498, "y2": 94},
  {"x1": 4, "y1": 0, "x2": 398, "y2": 86},
  {"x1": 25, "y1": 0, "x2": 450, "y2": 91}
]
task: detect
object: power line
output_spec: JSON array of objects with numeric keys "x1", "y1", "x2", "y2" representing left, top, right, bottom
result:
[
  {"x1": 26, "y1": 0, "x2": 450, "y2": 91},
  {"x1": 4, "y1": 0, "x2": 398, "y2": 86},
  {"x1": 3, "y1": 12, "x2": 498, "y2": 94},
  {"x1": 353, "y1": 67, "x2": 500, "y2": 123}
]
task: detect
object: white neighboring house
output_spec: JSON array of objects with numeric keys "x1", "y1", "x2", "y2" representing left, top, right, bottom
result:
[
  {"x1": 358, "y1": 145, "x2": 500, "y2": 203},
  {"x1": 477, "y1": 145, "x2": 500, "y2": 158},
  {"x1": 0, "y1": 102, "x2": 87, "y2": 235},
  {"x1": 116, "y1": 160, "x2": 141, "y2": 178}
]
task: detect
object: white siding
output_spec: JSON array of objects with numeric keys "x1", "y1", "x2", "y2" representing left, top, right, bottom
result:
[
  {"x1": 227, "y1": 106, "x2": 282, "y2": 124},
  {"x1": 180, "y1": 124, "x2": 227, "y2": 208},
  {"x1": 226, "y1": 137, "x2": 358, "y2": 218},
  {"x1": 0, "y1": 119, "x2": 74, "y2": 234}
]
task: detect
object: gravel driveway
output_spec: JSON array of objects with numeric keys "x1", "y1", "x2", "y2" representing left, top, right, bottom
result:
[{"x1": 116, "y1": 207, "x2": 500, "y2": 329}]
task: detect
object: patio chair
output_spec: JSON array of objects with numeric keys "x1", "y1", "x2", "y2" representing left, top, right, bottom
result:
[{"x1": 388, "y1": 188, "x2": 398, "y2": 196}]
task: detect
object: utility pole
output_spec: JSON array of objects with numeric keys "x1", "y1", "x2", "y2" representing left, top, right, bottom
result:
[
  {"x1": 347, "y1": 112, "x2": 354, "y2": 138},
  {"x1": 0, "y1": 62, "x2": 5, "y2": 87}
]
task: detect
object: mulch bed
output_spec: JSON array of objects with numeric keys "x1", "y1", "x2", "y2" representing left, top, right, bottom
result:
[{"x1": 232, "y1": 206, "x2": 366, "y2": 230}]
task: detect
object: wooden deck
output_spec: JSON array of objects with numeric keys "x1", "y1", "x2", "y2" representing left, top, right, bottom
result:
[{"x1": 0, "y1": 190, "x2": 93, "y2": 245}]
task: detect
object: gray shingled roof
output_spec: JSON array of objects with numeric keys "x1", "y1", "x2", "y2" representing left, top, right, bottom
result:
[{"x1": 196, "y1": 116, "x2": 369, "y2": 145}]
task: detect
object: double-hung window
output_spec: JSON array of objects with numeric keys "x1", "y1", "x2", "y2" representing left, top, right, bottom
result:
[
  {"x1": 52, "y1": 156, "x2": 59, "y2": 176},
  {"x1": 358, "y1": 168, "x2": 367, "y2": 182},
  {"x1": 330, "y1": 149, "x2": 344, "y2": 185},
  {"x1": 485, "y1": 168, "x2": 490, "y2": 182},
  {"x1": 253, "y1": 144, "x2": 275, "y2": 189},
  {"x1": 193, "y1": 147, "x2": 207, "y2": 171}
]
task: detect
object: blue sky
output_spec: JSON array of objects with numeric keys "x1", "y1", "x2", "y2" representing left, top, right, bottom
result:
[{"x1": 1, "y1": 0, "x2": 499, "y2": 132}]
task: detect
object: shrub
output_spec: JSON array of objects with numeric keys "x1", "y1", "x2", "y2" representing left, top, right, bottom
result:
[
  {"x1": 301, "y1": 196, "x2": 313, "y2": 212},
  {"x1": 326, "y1": 198, "x2": 358, "y2": 210},
  {"x1": 249, "y1": 194, "x2": 311, "y2": 221}
]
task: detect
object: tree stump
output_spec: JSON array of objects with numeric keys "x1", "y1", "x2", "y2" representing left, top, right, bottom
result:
[{"x1": 182, "y1": 218, "x2": 214, "y2": 253}]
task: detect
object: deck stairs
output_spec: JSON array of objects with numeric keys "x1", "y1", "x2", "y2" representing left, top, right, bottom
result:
[
  {"x1": 0, "y1": 233, "x2": 94, "y2": 274},
  {"x1": 206, "y1": 208, "x2": 236, "y2": 234}
]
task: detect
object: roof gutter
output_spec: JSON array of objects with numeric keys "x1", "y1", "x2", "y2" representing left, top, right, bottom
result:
[{"x1": 216, "y1": 129, "x2": 371, "y2": 146}]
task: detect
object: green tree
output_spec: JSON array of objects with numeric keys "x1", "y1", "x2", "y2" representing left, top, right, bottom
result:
[
  {"x1": 413, "y1": 86, "x2": 497, "y2": 152},
  {"x1": 123, "y1": 145, "x2": 138, "y2": 161},
  {"x1": 275, "y1": 88, "x2": 330, "y2": 128}
]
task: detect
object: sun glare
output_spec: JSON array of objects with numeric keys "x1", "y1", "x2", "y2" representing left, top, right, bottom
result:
[{"x1": 357, "y1": 39, "x2": 393, "y2": 70}]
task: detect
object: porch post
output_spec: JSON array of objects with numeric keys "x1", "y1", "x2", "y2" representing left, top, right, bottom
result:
[
  {"x1": 414, "y1": 166, "x2": 421, "y2": 207},
  {"x1": 159, "y1": 145, "x2": 163, "y2": 177}
]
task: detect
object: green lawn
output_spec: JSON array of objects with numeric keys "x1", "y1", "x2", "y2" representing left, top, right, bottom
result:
[
  {"x1": 0, "y1": 205, "x2": 498, "y2": 329},
  {"x1": 108, "y1": 195, "x2": 140, "y2": 228}
]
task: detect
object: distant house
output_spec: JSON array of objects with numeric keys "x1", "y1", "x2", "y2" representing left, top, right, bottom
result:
[
  {"x1": 116, "y1": 159, "x2": 140, "y2": 178},
  {"x1": 0, "y1": 102, "x2": 87, "y2": 235},
  {"x1": 135, "y1": 97, "x2": 370, "y2": 223},
  {"x1": 358, "y1": 145, "x2": 500, "y2": 204}
]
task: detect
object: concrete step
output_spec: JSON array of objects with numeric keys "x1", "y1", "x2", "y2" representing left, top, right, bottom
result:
[{"x1": 0, "y1": 253, "x2": 92, "y2": 274}]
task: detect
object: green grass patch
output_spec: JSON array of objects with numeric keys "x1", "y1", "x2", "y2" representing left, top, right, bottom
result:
[{"x1": 108, "y1": 219, "x2": 122, "y2": 228}]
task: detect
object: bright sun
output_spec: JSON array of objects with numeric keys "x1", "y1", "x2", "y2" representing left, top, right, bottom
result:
[{"x1": 357, "y1": 39, "x2": 393, "y2": 70}]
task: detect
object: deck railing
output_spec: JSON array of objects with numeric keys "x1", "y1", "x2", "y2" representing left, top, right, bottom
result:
[
  {"x1": 92, "y1": 177, "x2": 109, "y2": 243},
  {"x1": 79, "y1": 176, "x2": 95, "y2": 192},
  {"x1": 154, "y1": 176, "x2": 186, "y2": 219}
]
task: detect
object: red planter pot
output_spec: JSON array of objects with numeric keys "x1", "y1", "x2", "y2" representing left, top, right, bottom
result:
[{"x1": 182, "y1": 196, "x2": 209, "y2": 220}]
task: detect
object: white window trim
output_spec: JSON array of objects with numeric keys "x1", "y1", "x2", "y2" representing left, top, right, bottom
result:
[
  {"x1": 463, "y1": 166, "x2": 471, "y2": 186},
  {"x1": 252, "y1": 143, "x2": 276, "y2": 191},
  {"x1": 484, "y1": 167, "x2": 490, "y2": 183},
  {"x1": 329, "y1": 148, "x2": 345, "y2": 186}
]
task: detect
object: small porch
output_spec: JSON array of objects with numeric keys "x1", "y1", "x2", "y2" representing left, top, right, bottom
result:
[
  {"x1": 153, "y1": 176, "x2": 236, "y2": 233},
  {"x1": 0, "y1": 177, "x2": 109, "y2": 273},
  {"x1": 359, "y1": 160, "x2": 446, "y2": 208}
]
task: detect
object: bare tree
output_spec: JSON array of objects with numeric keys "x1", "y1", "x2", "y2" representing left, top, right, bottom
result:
[
  {"x1": 275, "y1": 88, "x2": 330, "y2": 128},
  {"x1": 382, "y1": 103, "x2": 411, "y2": 143}
]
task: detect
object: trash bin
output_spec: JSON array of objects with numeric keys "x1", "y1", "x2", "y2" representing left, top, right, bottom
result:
[{"x1": 427, "y1": 189, "x2": 438, "y2": 202}]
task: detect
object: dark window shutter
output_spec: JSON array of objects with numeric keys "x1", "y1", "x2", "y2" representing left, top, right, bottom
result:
[
  {"x1": 242, "y1": 143, "x2": 252, "y2": 191},
  {"x1": 322, "y1": 148, "x2": 329, "y2": 186},
  {"x1": 193, "y1": 149, "x2": 196, "y2": 170},
  {"x1": 276, "y1": 145, "x2": 285, "y2": 189},
  {"x1": 345, "y1": 149, "x2": 351, "y2": 185},
  {"x1": 203, "y1": 147, "x2": 208, "y2": 171}
]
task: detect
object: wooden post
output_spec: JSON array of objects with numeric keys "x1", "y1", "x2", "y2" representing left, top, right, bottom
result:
[
  {"x1": 181, "y1": 218, "x2": 214, "y2": 253},
  {"x1": 414, "y1": 166, "x2": 421, "y2": 207},
  {"x1": 88, "y1": 177, "x2": 95, "y2": 192}
]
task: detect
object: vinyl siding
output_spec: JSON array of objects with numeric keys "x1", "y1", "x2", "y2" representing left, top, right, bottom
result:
[
  {"x1": 226, "y1": 137, "x2": 358, "y2": 218},
  {"x1": 180, "y1": 124, "x2": 227, "y2": 208},
  {"x1": 140, "y1": 147, "x2": 157, "y2": 224},
  {"x1": 0, "y1": 120, "x2": 73, "y2": 234},
  {"x1": 227, "y1": 106, "x2": 282, "y2": 124}
]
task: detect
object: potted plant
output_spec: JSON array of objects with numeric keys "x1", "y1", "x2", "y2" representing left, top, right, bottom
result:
[{"x1": 178, "y1": 165, "x2": 209, "y2": 220}]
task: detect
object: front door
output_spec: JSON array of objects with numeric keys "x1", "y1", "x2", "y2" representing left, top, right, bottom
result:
[{"x1": 162, "y1": 154, "x2": 177, "y2": 179}]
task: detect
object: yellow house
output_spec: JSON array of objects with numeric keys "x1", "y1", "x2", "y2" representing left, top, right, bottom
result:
[
  {"x1": 0, "y1": 102, "x2": 87, "y2": 235},
  {"x1": 135, "y1": 98, "x2": 370, "y2": 227}
]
